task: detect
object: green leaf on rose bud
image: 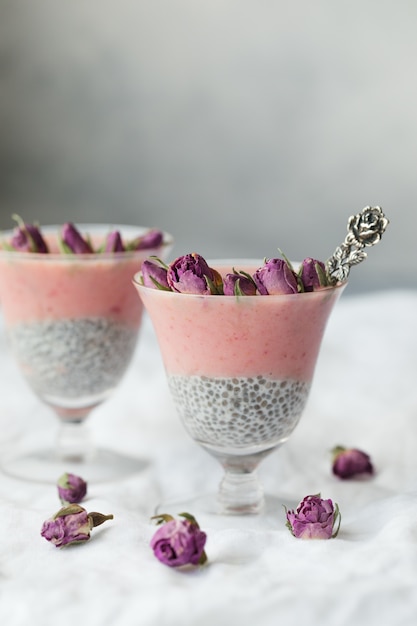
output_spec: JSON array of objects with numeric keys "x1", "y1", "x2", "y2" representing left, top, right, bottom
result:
[
  {"x1": 151, "y1": 513, "x2": 175, "y2": 525},
  {"x1": 148, "y1": 255, "x2": 169, "y2": 270},
  {"x1": 54, "y1": 503, "x2": 85, "y2": 518},
  {"x1": 331, "y1": 445, "x2": 346, "y2": 462},
  {"x1": 148, "y1": 275, "x2": 172, "y2": 291},
  {"x1": 205, "y1": 274, "x2": 223, "y2": 295},
  {"x1": 57, "y1": 237, "x2": 76, "y2": 255},
  {"x1": 233, "y1": 279, "x2": 244, "y2": 296},
  {"x1": 232, "y1": 268, "x2": 257, "y2": 287},
  {"x1": 277, "y1": 248, "x2": 294, "y2": 271},
  {"x1": 178, "y1": 512, "x2": 200, "y2": 528},
  {"x1": 315, "y1": 261, "x2": 329, "y2": 287}
]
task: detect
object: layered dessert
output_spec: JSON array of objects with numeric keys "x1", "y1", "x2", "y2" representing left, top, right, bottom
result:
[
  {"x1": 136, "y1": 257, "x2": 344, "y2": 454},
  {"x1": 0, "y1": 221, "x2": 169, "y2": 411}
]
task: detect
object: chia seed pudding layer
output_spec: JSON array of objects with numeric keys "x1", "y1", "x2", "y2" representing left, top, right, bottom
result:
[
  {"x1": 168, "y1": 374, "x2": 310, "y2": 449},
  {"x1": 9, "y1": 317, "x2": 138, "y2": 401}
]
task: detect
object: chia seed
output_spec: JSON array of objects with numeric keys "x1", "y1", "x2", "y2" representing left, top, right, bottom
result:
[
  {"x1": 168, "y1": 374, "x2": 310, "y2": 449},
  {"x1": 8, "y1": 317, "x2": 138, "y2": 403}
]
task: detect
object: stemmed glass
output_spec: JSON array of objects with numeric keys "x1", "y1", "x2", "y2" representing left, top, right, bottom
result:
[
  {"x1": 0, "y1": 223, "x2": 172, "y2": 482},
  {"x1": 133, "y1": 261, "x2": 345, "y2": 517}
]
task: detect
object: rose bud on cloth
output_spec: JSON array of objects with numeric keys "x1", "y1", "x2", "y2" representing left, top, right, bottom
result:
[
  {"x1": 167, "y1": 253, "x2": 223, "y2": 295},
  {"x1": 253, "y1": 258, "x2": 298, "y2": 295},
  {"x1": 10, "y1": 215, "x2": 49, "y2": 253},
  {"x1": 60, "y1": 222, "x2": 93, "y2": 253},
  {"x1": 332, "y1": 446, "x2": 374, "y2": 479},
  {"x1": 41, "y1": 504, "x2": 113, "y2": 548},
  {"x1": 285, "y1": 494, "x2": 341, "y2": 539},
  {"x1": 150, "y1": 513, "x2": 207, "y2": 568},
  {"x1": 299, "y1": 257, "x2": 328, "y2": 292},
  {"x1": 141, "y1": 258, "x2": 170, "y2": 290},
  {"x1": 57, "y1": 472, "x2": 87, "y2": 504},
  {"x1": 223, "y1": 271, "x2": 257, "y2": 296}
]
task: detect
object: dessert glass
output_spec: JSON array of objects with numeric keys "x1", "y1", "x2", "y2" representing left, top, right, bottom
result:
[
  {"x1": 0, "y1": 223, "x2": 172, "y2": 482},
  {"x1": 134, "y1": 260, "x2": 345, "y2": 516}
]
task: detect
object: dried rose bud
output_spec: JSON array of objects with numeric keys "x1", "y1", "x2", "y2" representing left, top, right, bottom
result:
[
  {"x1": 223, "y1": 271, "x2": 257, "y2": 296},
  {"x1": 57, "y1": 472, "x2": 87, "y2": 504},
  {"x1": 128, "y1": 229, "x2": 164, "y2": 251},
  {"x1": 60, "y1": 222, "x2": 93, "y2": 254},
  {"x1": 104, "y1": 230, "x2": 124, "y2": 252},
  {"x1": 10, "y1": 215, "x2": 49, "y2": 253},
  {"x1": 285, "y1": 494, "x2": 341, "y2": 539},
  {"x1": 41, "y1": 504, "x2": 113, "y2": 548},
  {"x1": 167, "y1": 253, "x2": 222, "y2": 295},
  {"x1": 253, "y1": 258, "x2": 298, "y2": 295},
  {"x1": 150, "y1": 513, "x2": 207, "y2": 568},
  {"x1": 332, "y1": 446, "x2": 374, "y2": 479},
  {"x1": 299, "y1": 257, "x2": 328, "y2": 292},
  {"x1": 141, "y1": 258, "x2": 170, "y2": 290}
]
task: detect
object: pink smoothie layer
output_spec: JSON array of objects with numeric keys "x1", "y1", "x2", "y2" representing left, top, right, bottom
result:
[
  {"x1": 0, "y1": 228, "x2": 163, "y2": 327},
  {"x1": 136, "y1": 264, "x2": 345, "y2": 381}
]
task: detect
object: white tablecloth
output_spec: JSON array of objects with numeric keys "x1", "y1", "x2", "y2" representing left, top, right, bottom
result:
[{"x1": 1, "y1": 289, "x2": 417, "y2": 626}]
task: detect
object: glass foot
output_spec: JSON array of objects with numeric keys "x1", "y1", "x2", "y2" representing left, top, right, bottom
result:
[
  {"x1": 1, "y1": 446, "x2": 149, "y2": 484},
  {"x1": 154, "y1": 491, "x2": 299, "y2": 530}
]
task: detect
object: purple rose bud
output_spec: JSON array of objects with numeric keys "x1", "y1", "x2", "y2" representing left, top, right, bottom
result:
[
  {"x1": 167, "y1": 253, "x2": 222, "y2": 295},
  {"x1": 285, "y1": 494, "x2": 341, "y2": 539},
  {"x1": 133, "y1": 229, "x2": 164, "y2": 250},
  {"x1": 57, "y1": 472, "x2": 87, "y2": 504},
  {"x1": 61, "y1": 223, "x2": 93, "y2": 254},
  {"x1": 104, "y1": 230, "x2": 124, "y2": 253},
  {"x1": 253, "y1": 258, "x2": 298, "y2": 295},
  {"x1": 150, "y1": 513, "x2": 207, "y2": 568},
  {"x1": 41, "y1": 504, "x2": 113, "y2": 548},
  {"x1": 332, "y1": 446, "x2": 374, "y2": 480},
  {"x1": 141, "y1": 258, "x2": 170, "y2": 290},
  {"x1": 223, "y1": 272, "x2": 257, "y2": 296},
  {"x1": 10, "y1": 215, "x2": 49, "y2": 253},
  {"x1": 299, "y1": 257, "x2": 328, "y2": 292}
]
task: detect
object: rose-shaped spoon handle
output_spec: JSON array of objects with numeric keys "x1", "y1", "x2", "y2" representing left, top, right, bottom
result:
[{"x1": 326, "y1": 206, "x2": 389, "y2": 284}]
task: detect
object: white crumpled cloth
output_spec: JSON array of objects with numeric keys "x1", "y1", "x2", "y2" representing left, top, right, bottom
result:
[{"x1": 1, "y1": 289, "x2": 417, "y2": 626}]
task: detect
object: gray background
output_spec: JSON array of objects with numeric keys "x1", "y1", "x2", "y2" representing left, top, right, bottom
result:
[{"x1": 0, "y1": 0, "x2": 415, "y2": 293}]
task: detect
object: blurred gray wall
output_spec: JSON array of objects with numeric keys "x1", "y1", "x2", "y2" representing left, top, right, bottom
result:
[{"x1": 0, "y1": 0, "x2": 415, "y2": 293}]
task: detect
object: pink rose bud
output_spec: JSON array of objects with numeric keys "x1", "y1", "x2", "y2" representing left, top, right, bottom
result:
[
  {"x1": 299, "y1": 257, "x2": 328, "y2": 292},
  {"x1": 285, "y1": 494, "x2": 341, "y2": 539},
  {"x1": 10, "y1": 215, "x2": 49, "y2": 253},
  {"x1": 61, "y1": 222, "x2": 93, "y2": 253},
  {"x1": 104, "y1": 230, "x2": 124, "y2": 252},
  {"x1": 167, "y1": 253, "x2": 222, "y2": 295},
  {"x1": 132, "y1": 229, "x2": 164, "y2": 250},
  {"x1": 332, "y1": 446, "x2": 374, "y2": 479},
  {"x1": 150, "y1": 513, "x2": 207, "y2": 568},
  {"x1": 253, "y1": 258, "x2": 298, "y2": 295},
  {"x1": 223, "y1": 272, "x2": 257, "y2": 296},
  {"x1": 41, "y1": 504, "x2": 113, "y2": 548},
  {"x1": 141, "y1": 258, "x2": 170, "y2": 290},
  {"x1": 57, "y1": 472, "x2": 87, "y2": 504}
]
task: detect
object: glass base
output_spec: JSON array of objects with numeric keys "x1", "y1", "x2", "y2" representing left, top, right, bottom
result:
[
  {"x1": 1, "y1": 446, "x2": 149, "y2": 484},
  {"x1": 154, "y1": 491, "x2": 299, "y2": 530}
]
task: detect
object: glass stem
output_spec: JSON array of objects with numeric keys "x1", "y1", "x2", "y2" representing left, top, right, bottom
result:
[
  {"x1": 218, "y1": 464, "x2": 264, "y2": 514},
  {"x1": 55, "y1": 420, "x2": 95, "y2": 463}
]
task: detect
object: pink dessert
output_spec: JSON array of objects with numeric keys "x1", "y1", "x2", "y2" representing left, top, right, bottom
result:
[
  {"x1": 135, "y1": 262, "x2": 344, "y2": 452},
  {"x1": 0, "y1": 224, "x2": 170, "y2": 411}
]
